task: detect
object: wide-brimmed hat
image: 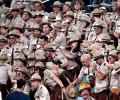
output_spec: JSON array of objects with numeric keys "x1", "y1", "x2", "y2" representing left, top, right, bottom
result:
[
  {"x1": 68, "y1": 35, "x2": 80, "y2": 45},
  {"x1": 27, "y1": 53, "x2": 36, "y2": 60},
  {"x1": 63, "y1": 11, "x2": 74, "y2": 18},
  {"x1": 0, "y1": 35, "x2": 7, "y2": 42},
  {"x1": 21, "y1": 8, "x2": 32, "y2": 17},
  {"x1": 32, "y1": 0, "x2": 45, "y2": 9},
  {"x1": 91, "y1": 8, "x2": 101, "y2": 16},
  {"x1": 92, "y1": 20, "x2": 105, "y2": 28},
  {"x1": 0, "y1": 53, "x2": 8, "y2": 62},
  {"x1": 52, "y1": 1, "x2": 62, "y2": 7},
  {"x1": 35, "y1": 54, "x2": 46, "y2": 62},
  {"x1": 48, "y1": 12, "x2": 56, "y2": 22},
  {"x1": 44, "y1": 43, "x2": 56, "y2": 51},
  {"x1": 112, "y1": 61, "x2": 120, "y2": 74},
  {"x1": 30, "y1": 73, "x2": 41, "y2": 81},
  {"x1": 101, "y1": 34, "x2": 111, "y2": 42},
  {"x1": 32, "y1": 24, "x2": 42, "y2": 31},
  {"x1": 6, "y1": 30, "x2": 20, "y2": 39},
  {"x1": 108, "y1": 50, "x2": 117, "y2": 57},
  {"x1": 53, "y1": 21, "x2": 62, "y2": 29},
  {"x1": 14, "y1": 53, "x2": 26, "y2": 61},
  {"x1": 64, "y1": 1, "x2": 72, "y2": 9},
  {"x1": 77, "y1": 82, "x2": 91, "y2": 95},
  {"x1": 65, "y1": 85, "x2": 77, "y2": 100},
  {"x1": 32, "y1": 11, "x2": 44, "y2": 18},
  {"x1": 93, "y1": 51, "x2": 104, "y2": 60},
  {"x1": 15, "y1": 67, "x2": 28, "y2": 76},
  {"x1": 35, "y1": 62, "x2": 45, "y2": 69}
]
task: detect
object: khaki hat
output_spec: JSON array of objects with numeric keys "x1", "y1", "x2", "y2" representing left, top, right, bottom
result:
[
  {"x1": 30, "y1": 73, "x2": 41, "y2": 81},
  {"x1": 53, "y1": 21, "x2": 62, "y2": 29},
  {"x1": 32, "y1": 24, "x2": 42, "y2": 31},
  {"x1": 14, "y1": 53, "x2": 26, "y2": 61},
  {"x1": 0, "y1": 23, "x2": 9, "y2": 29},
  {"x1": 15, "y1": 67, "x2": 28, "y2": 75},
  {"x1": 21, "y1": 8, "x2": 32, "y2": 17},
  {"x1": 48, "y1": 12, "x2": 56, "y2": 22},
  {"x1": 27, "y1": 53, "x2": 36, "y2": 60},
  {"x1": 27, "y1": 61, "x2": 36, "y2": 68},
  {"x1": 112, "y1": 61, "x2": 120, "y2": 74},
  {"x1": 64, "y1": 1, "x2": 72, "y2": 8},
  {"x1": 35, "y1": 54, "x2": 46, "y2": 62},
  {"x1": 44, "y1": 43, "x2": 55, "y2": 51},
  {"x1": 106, "y1": 45, "x2": 115, "y2": 52},
  {"x1": 108, "y1": 50, "x2": 117, "y2": 56},
  {"x1": 0, "y1": 35, "x2": 7, "y2": 42},
  {"x1": 91, "y1": 8, "x2": 101, "y2": 16},
  {"x1": 35, "y1": 62, "x2": 45, "y2": 69},
  {"x1": 32, "y1": 11, "x2": 44, "y2": 18},
  {"x1": 101, "y1": 34, "x2": 111, "y2": 42},
  {"x1": 65, "y1": 85, "x2": 77, "y2": 100},
  {"x1": 63, "y1": 11, "x2": 74, "y2": 18},
  {"x1": 32, "y1": 0, "x2": 45, "y2": 9},
  {"x1": 68, "y1": 35, "x2": 80, "y2": 45},
  {"x1": 93, "y1": 51, "x2": 104, "y2": 60},
  {"x1": 117, "y1": 45, "x2": 120, "y2": 53},
  {"x1": 6, "y1": 30, "x2": 20, "y2": 39},
  {"x1": 92, "y1": 20, "x2": 105, "y2": 28},
  {"x1": 52, "y1": 1, "x2": 62, "y2": 7},
  {"x1": 0, "y1": 53, "x2": 8, "y2": 61}
]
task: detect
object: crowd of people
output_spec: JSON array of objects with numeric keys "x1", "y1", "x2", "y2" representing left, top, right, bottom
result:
[{"x1": 0, "y1": 0, "x2": 120, "y2": 100}]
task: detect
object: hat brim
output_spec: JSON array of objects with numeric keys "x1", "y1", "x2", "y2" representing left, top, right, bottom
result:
[
  {"x1": 63, "y1": 15, "x2": 74, "y2": 18},
  {"x1": 29, "y1": 78, "x2": 41, "y2": 81},
  {"x1": 93, "y1": 55, "x2": 104, "y2": 60},
  {"x1": 92, "y1": 25, "x2": 105, "y2": 28},
  {"x1": 44, "y1": 48, "x2": 55, "y2": 51},
  {"x1": 6, "y1": 34, "x2": 20, "y2": 39},
  {"x1": 20, "y1": 11, "x2": 32, "y2": 17},
  {"x1": 68, "y1": 40, "x2": 79, "y2": 45}
]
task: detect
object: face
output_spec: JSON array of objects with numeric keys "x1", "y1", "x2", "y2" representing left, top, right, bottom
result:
[
  {"x1": 45, "y1": 50, "x2": 53, "y2": 57},
  {"x1": 74, "y1": 2, "x2": 81, "y2": 10},
  {"x1": 63, "y1": 5, "x2": 70, "y2": 12},
  {"x1": 96, "y1": 57, "x2": 103, "y2": 65},
  {"x1": 30, "y1": 67, "x2": 39, "y2": 75},
  {"x1": 0, "y1": 41, "x2": 6, "y2": 49},
  {"x1": 65, "y1": 16, "x2": 73, "y2": 23},
  {"x1": 34, "y1": 16, "x2": 42, "y2": 24},
  {"x1": 34, "y1": 2, "x2": 43, "y2": 11},
  {"x1": 117, "y1": 53, "x2": 120, "y2": 60},
  {"x1": 31, "y1": 80, "x2": 40, "y2": 89},
  {"x1": 33, "y1": 29, "x2": 41, "y2": 38},
  {"x1": 14, "y1": 60, "x2": 24, "y2": 67},
  {"x1": 16, "y1": 71, "x2": 25, "y2": 79},
  {"x1": 39, "y1": 39, "x2": 47, "y2": 48},
  {"x1": 81, "y1": 57, "x2": 89, "y2": 67},
  {"x1": 0, "y1": 27, "x2": 7, "y2": 35},
  {"x1": 22, "y1": 12, "x2": 30, "y2": 21},
  {"x1": 94, "y1": 27, "x2": 103, "y2": 35},
  {"x1": 8, "y1": 36, "x2": 17, "y2": 45},
  {"x1": 53, "y1": 6, "x2": 60, "y2": 13},
  {"x1": 80, "y1": 89, "x2": 90, "y2": 100},
  {"x1": 70, "y1": 41, "x2": 78, "y2": 49},
  {"x1": 108, "y1": 56, "x2": 116, "y2": 64},
  {"x1": 43, "y1": 24, "x2": 50, "y2": 34}
]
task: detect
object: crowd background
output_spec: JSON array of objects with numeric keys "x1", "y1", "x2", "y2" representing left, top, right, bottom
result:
[{"x1": 0, "y1": 0, "x2": 120, "y2": 100}]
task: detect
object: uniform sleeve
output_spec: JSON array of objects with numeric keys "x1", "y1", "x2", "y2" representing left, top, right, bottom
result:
[
  {"x1": 6, "y1": 64, "x2": 12, "y2": 78},
  {"x1": 99, "y1": 65, "x2": 109, "y2": 75}
]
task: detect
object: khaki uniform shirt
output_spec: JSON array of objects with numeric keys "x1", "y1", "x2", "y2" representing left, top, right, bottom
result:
[{"x1": 34, "y1": 84, "x2": 50, "y2": 100}]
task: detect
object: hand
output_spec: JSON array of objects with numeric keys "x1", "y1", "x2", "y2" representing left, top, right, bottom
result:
[{"x1": 91, "y1": 62, "x2": 97, "y2": 70}]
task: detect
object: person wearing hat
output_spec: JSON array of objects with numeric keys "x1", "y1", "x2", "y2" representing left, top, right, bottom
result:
[
  {"x1": 0, "y1": 35, "x2": 8, "y2": 53},
  {"x1": 12, "y1": 67, "x2": 30, "y2": 95},
  {"x1": 0, "y1": 53, "x2": 12, "y2": 100},
  {"x1": 117, "y1": 45, "x2": 120, "y2": 60},
  {"x1": 77, "y1": 82, "x2": 95, "y2": 100},
  {"x1": 41, "y1": 22, "x2": 53, "y2": 36},
  {"x1": 63, "y1": 1, "x2": 72, "y2": 14},
  {"x1": 91, "y1": 50, "x2": 110, "y2": 100},
  {"x1": 52, "y1": 1, "x2": 62, "y2": 18},
  {"x1": 44, "y1": 62, "x2": 65, "y2": 100},
  {"x1": 51, "y1": 21, "x2": 66, "y2": 48},
  {"x1": 48, "y1": 12, "x2": 56, "y2": 24},
  {"x1": 6, "y1": 30, "x2": 26, "y2": 65},
  {"x1": 32, "y1": 12, "x2": 44, "y2": 25},
  {"x1": 92, "y1": 19, "x2": 107, "y2": 43},
  {"x1": 30, "y1": 73, "x2": 50, "y2": 100},
  {"x1": 0, "y1": 23, "x2": 9, "y2": 35},
  {"x1": 31, "y1": 0, "x2": 46, "y2": 14},
  {"x1": 107, "y1": 50, "x2": 117, "y2": 64},
  {"x1": 29, "y1": 24, "x2": 42, "y2": 54},
  {"x1": 63, "y1": 11, "x2": 81, "y2": 39},
  {"x1": 109, "y1": 61, "x2": 120, "y2": 100},
  {"x1": 6, "y1": 79, "x2": 30, "y2": 100}
]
